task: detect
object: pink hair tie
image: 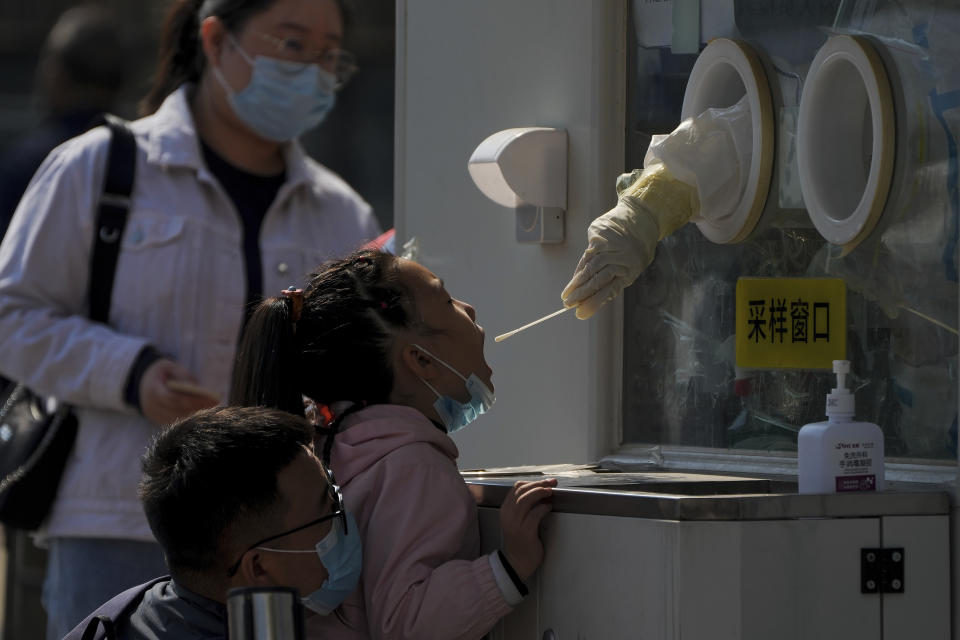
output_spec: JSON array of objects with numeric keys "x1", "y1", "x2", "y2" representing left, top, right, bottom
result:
[{"x1": 380, "y1": 301, "x2": 388, "y2": 310}]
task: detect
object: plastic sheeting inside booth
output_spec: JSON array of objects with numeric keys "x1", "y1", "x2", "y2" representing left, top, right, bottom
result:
[{"x1": 621, "y1": 0, "x2": 959, "y2": 463}]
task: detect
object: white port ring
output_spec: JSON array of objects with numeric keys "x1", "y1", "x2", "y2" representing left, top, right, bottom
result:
[
  {"x1": 681, "y1": 38, "x2": 775, "y2": 244},
  {"x1": 797, "y1": 34, "x2": 895, "y2": 252}
]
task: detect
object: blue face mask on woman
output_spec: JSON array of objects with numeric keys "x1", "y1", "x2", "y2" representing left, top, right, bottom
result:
[
  {"x1": 413, "y1": 344, "x2": 496, "y2": 434},
  {"x1": 258, "y1": 512, "x2": 363, "y2": 615},
  {"x1": 214, "y1": 35, "x2": 336, "y2": 142}
]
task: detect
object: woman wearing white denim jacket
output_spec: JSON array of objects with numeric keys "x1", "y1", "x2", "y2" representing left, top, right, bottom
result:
[{"x1": 0, "y1": 1, "x2": 379, "y2": 637}]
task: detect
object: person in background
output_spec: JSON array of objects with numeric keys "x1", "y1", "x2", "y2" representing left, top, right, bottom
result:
[
  {"x1": 0, "y1": 13, "x2": 129, "y2": 636},
  {"x1": 65, "y1": 405, "x2": 362, "y2": 639},
  {"x1": 232, "y1": 249, "x2": 556, "y2": 639},
  {"x1": 0, "y1": 0, "x2": 379, "y2": 637},
  {"x1": 0, "y1": 4, "x2": 129, "y2": 238}
]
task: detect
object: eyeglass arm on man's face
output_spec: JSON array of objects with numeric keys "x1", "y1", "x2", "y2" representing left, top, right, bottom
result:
[
  {"x1": 225, "y1": 508, "x2": 345, "y2": 576},
  {"x1": 224, "y1": 476, "x2": 347, "y2": 578}
]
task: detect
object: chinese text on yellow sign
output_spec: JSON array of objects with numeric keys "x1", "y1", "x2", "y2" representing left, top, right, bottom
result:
[{"x1": 735, "y1": 278, "x2": 846, "y2": 370}]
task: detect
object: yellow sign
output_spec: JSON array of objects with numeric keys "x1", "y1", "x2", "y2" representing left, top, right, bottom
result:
[{"x1": 735, "y1": 278, "x2": 846, "y2": 370}]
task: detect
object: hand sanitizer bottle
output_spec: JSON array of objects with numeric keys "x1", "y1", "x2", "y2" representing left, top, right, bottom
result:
[{"x1": 798, "y1": 360, "x2": 885, "y2": 494}]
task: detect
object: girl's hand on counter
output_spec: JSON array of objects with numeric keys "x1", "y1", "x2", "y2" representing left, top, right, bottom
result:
[{"x1": 499, "y1": 477, "x2": 557, "y2": 582}]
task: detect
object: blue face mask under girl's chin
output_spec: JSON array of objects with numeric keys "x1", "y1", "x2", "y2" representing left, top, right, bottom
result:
[{"x1": 413, "y1": 344, "x2": 496, "y2": 434}]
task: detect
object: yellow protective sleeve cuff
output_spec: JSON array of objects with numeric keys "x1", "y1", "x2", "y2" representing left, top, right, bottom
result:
[{"x1": 616, "y1": 163, "x2": 700, "y2": 240}]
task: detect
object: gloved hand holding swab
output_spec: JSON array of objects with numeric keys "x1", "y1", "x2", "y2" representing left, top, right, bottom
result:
[
  {"x1": 561, "y1": 96, "x2": 752, "y2": 320},
  {"x1": 495, "y1": 306, "x2": 574, "y2": 342}
]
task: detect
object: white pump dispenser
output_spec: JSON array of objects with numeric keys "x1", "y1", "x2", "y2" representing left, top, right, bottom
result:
[{"x1": 797, "y1": 360, "x2": 885, "y2": 494}]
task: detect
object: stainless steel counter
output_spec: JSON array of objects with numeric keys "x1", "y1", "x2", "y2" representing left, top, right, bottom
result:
[{"x1": 462, "y1": 467, "x2": 951, "y2": 521}]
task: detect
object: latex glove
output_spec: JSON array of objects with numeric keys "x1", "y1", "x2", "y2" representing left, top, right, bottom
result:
[
  {"x1": 562, "y1": 163, "x2": 699, "y2": 319},
  {"x1": 561, "y1": 197, "x2": 661, "y2": 320},
  {"x1": 562, "y1": 97, "x2": 750, "y2": 319}
]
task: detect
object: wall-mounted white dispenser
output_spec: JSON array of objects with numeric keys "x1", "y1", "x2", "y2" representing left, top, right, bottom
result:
[
  {"x1": 467, "y1": 127, "x2": 567, "y2": 244},
  {"x1": 797, "y1": 34, "x2": 895, "y2": 253},
  {"x1": 678, "y1": 37, "x2": 776, "y2": 244}
]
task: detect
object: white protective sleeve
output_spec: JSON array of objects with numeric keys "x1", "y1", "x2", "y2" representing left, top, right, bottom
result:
[{"x1": 561, "y1": 96, "x2": 752, "y2": 319}]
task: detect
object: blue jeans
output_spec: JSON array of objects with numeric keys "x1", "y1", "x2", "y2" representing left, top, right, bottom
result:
[{"x1": 42, "y1": 537, "x2": 167, "y2": 640}]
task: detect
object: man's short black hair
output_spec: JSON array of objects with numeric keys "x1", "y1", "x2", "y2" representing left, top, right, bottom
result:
[{"x1": 139, "y1": 405, "x2": 314, "y2": 580}]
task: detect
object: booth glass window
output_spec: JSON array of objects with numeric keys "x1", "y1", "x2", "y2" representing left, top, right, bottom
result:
[{"x1": 621, "y1": 0, "x2": 959, "y2": 465}]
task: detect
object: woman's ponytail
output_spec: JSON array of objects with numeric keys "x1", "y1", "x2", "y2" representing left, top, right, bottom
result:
[
  {"x1": 230, "y1": 295, "x2": 304, "y2": 416},
  {"x1": 139, "y1": 0, "x2": 205, "y2": 115}
]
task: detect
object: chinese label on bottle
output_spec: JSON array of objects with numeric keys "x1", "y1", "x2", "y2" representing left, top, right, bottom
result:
[{"x1": 833, "y1": 440, "x2": 877, "y2": 492}]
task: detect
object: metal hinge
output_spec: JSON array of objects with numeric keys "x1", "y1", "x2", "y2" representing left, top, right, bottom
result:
[{"x1": 861, "y1": 548, "x2": 904, "y2": 594}]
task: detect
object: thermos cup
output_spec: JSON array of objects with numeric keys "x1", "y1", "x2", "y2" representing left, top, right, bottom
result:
[{"x1": 226, "y1": 586, "x2": 304, "y2": 640}]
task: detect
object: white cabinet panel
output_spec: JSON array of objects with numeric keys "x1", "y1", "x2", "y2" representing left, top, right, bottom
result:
[
  {"x1": 734, "y1": 519, "x2": 881, "y2": 639},
  {"x1": 881, "y1": 515, "x2": 951, "y2": 640},
  {"x1": 671, "y1": 521, "x2": 745, "y2": 639},
  {"x1": 536, "y1": 513, "x2": 673, "y2": 638},
  {"x1": 660, "y1": 518, "x2": 882, "y2": 639},
  {"x1": 479, "y1": 508, "x2": 948, "y2": 639}
]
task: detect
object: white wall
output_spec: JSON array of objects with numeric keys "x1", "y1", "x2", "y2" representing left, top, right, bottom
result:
[{"x1": 395, "y1": 0, "x2": 626, "y2": 469}]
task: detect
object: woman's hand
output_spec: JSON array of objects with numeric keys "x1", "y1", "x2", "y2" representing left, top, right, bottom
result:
[
  {"x1": 499, "y1": 478, "x2": 557, "y2": 582},
  {"x1": 139, "y1": 358, "x2": 219, "y2": 426}
]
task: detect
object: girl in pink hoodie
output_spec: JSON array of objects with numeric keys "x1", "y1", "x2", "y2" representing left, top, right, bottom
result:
[{"x1": 231, "y1": 248, "x2": 555, "y2": 639}]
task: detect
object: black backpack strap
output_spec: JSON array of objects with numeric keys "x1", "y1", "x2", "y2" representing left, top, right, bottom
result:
[
  {"x1": 62, "y1": 116, "x2": 140, "y2": 639},
  {"x1": 89, "y1": 114, "x2": 137, "y2": 324}
]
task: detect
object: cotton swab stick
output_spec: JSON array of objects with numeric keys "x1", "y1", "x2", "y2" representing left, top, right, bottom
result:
[{"x1": 495, "y1": 306, "x2": 574, "y2": 342}]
